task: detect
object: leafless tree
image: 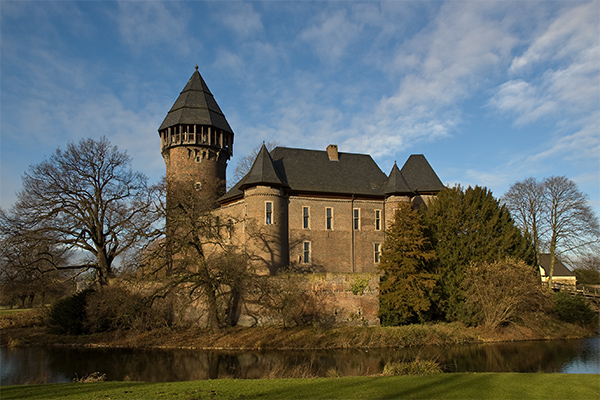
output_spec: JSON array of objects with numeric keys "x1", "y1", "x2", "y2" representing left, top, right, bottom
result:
[
  {"x1": 544, "y1": 176, "x2": 599, "y2": 285},
  {"x1": 502, "y1": 177, "x2": 545, "y2": 260},
  {"x1": 0, "y1": 137, "x2": 161, "y2": 287},
  {"x1": 144, "y1": 179, "x2": 251, "y2": 331},
  {"x1": 0, "y1": 226, "x2": 72, "y2": 307},
  {"x1": 503, "y1": 176, "x2": 599, "y2": 286}
]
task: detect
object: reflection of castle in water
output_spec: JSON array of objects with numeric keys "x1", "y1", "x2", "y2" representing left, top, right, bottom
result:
[{"x1": 2, "y1": 338, "x2": 598, "y2": 384}]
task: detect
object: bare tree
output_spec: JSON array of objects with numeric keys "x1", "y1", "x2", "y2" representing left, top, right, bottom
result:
[
  {"x1": 1, "y1": 137, "x2": 160, "y2": 287},
  {"x1": 0, "y1": 227, "x2": 72, "y2": 307},
  {"x1": 145, "y1": 179, "x2": 252, "y2": 331},
  {"x1": 503, "y1": 176, "x2": 599, "y2": 287},
  {"x1": 544, "y1": 176, "x2": 599, "y2": 286},
  {"x1": 502, "y1": 177, "x2": 545, "y2": 260}
]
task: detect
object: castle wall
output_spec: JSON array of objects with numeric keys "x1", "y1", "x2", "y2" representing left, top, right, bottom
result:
[
  {"x1": 287, "y1": 196, "x2": 386, "y2": 273},
  {"x1": 218, "y1": 192, "x2": 418, "y2": 275},
  {"x1": 237, "y1": 272, "x2": 381, "y2": 327}
]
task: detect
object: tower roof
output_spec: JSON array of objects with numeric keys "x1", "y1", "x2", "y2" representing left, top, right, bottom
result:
[
  {"x1": 159, "y1": 67, "x2": 233, "y2": 133},
  {"x1": 238, "y1": 143, "x2": 287, "y2": 190},
  {"x1": 399, "y1": 154, "x2": 444, "y2": 193},
  {"x1": 383, "y1": 162, "x2": 413, "y2": 195}
]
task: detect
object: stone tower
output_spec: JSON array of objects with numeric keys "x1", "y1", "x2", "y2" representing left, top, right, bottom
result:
[{"x1": 159, "y1": 67, "x2": 234, "y2": 205}]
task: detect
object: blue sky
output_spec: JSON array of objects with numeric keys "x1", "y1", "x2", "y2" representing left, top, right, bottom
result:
[{"x1": 1, "y1": 0, "x2": 599, "y2": 218}]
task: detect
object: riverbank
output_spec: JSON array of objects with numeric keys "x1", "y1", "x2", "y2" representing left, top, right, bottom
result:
[
  {"x1": 2, "y1": 373, "x2": 599, "y2": 400},
  {"x1": 0, "y1": 309, "x2": 594, "y2": 350}
]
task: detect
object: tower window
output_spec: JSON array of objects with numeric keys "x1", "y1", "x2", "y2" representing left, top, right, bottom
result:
[
  {"x1": 326, "y1": 208, "x2": 333, "y2": 230},
  {"x1": 194, "y1": 182, "x2": 202, "y2": 191},
  {"x1": 303, "y1": 206, "x2": 310, "y2": 229},
  {"x1": 303, "y1": 241, "x2": 311, "y2": 264},
  {"x1": 353, "y1": 208, "x2": 360, "y2": 230},
  {"x1": 265, "y1": 202, "x2": 273, "y2": 225},
  {"x1": 375, "y1": 210, "x2": 382, "y2": 231}
]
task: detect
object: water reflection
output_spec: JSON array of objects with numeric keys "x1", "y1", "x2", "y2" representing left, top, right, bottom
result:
[{"x1": 1, "y1": 337, "x2": 598, "y2": 385}]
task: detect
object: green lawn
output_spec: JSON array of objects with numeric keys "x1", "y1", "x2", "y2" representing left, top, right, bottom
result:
[
  {"x1": 2, "y1": 373, "x2": 598, "y2": 400},
  {"x1": 0, "y1": 308, "x2": 32, "y2": 317}
]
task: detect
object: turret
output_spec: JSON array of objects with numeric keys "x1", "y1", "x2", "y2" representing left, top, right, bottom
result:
[{"x1": 159, "y1": 66, "x2": 234, "y2": 204}]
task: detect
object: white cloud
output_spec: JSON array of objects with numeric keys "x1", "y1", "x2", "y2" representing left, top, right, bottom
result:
[
  {"x1": 300, "y1": 8, "x2": 361, "y2": 64},
  {"x1": 489, "y1": 80, "x2": 558, "y2": 125},
  {"x1": 115, "y1": 1, "x2": 196, "y2": 56},
  {"x1": 510, "y1": 2, "x2": 598, "y2": 74},
  {"x1": 367, "y1": 2, "x2": 517, "y2": 157},
  {"x1": 217, "y1": 2, "x2": 263, "y2": 38},
  {"x1": 490, "y1": 1, "x2": 599, "y2": 166}
]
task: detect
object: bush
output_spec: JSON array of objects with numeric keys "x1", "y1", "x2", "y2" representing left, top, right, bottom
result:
[
  {"x1": 47, "y1": 289, "x2": 94, "y2": 335},
  {"x1": 554, "y1": 292, "x2": 597, "y2": 326},
  {"x1": 84, "y1": 285, "x2": 146, "y2": 332},
  {"x1": 461, "y1": 258, "x2": 548, "y2": 329},
  {"x1": 382, "y1": 359, "x2": 442, "y2": 376}
]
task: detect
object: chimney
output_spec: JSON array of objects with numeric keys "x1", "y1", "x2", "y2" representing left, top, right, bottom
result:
[{"x1": 326, "y1": 144, "x2": 339, "y2": 161}]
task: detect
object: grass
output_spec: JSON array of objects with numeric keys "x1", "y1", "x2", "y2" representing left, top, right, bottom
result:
[
  {"x1": 1, "y1": 373, "x2": 598, "y2": 400},
  {"x1": 0, "y1": 308, "x2": 33, "y2": 317}
]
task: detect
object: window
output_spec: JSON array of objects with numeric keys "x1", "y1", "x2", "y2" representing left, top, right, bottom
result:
[
  {"x1": 326, "y1": 208, "x2": 333, "y2": 230},
  {"x1": 265, "y1": 202, "x2": 273, "y2": 225},
  {"x1": 375, "y1": 210, "x2": 381, "y2": 231},
  {"x1": 303, "y1": 206, "x2": 310, "y2": 229},
  {"x1": 353, "y1": 208, "x2": 360, "y2": 230},
  {"x1": 303, "y1": 241, "x2": 311, "y2": 264},
  {"x1": 374, "y1": 243, "x2": 381, "y2": 263}
]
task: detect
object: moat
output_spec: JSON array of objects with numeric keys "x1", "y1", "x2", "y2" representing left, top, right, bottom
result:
[{"x1": 1, "y1": 337, "x2": 598, "y2": 385}]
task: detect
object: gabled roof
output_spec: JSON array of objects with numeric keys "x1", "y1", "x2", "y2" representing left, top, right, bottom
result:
[
  {"x1": 239, "y1": 143, "x2": 286, "y2": 190},
  {"x1": 383, "y1": 162, "x2": 412, "y2": 195},
  {"x1": 538, "y1": 254, "x2": 575, "y2": 277},
  {"x1": 159, "y1": 67, "x2": 233, "y2": 133},
  {"x1": 400, "y1": 154, "x2": 444, "y2": 193}
]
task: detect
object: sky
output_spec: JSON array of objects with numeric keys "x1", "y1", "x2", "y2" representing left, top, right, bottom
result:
[{"x1": 1, "y1": 0, "x2": 599, "y2": 218}]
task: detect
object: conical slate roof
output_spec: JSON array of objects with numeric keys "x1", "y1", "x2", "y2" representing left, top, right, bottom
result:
[
  {"x1": 238, "y1": 143, "x2": 286, "y2": 190},
  {"x1": 383, "y1": 162, "x2": 412, "y2": 195},
  {"x1": 159, "y1": 67, "x2": 233, "y2": 133},
  {"x1": 400, "y1": 154, "x2": 444, "y2": 193}
]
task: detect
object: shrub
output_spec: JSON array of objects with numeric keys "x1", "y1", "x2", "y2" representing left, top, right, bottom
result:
[
  {"x1": 554, "y1": 292, "x2": 597, "y2": 326},
  {"x1": 47, "y1": 289, "x2": 94, "y2": 335},
  {"x1": 461, "y1": 258, "x2": 548, "y2": 329},
  {"x1": 84, "y1": 285, "x2": 146, "y2": 332},
  {"x1": 382, "y1": 359, "x2": 442, "y2": 376}
]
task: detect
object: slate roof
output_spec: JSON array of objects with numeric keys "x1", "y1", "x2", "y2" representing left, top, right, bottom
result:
[
  {"x1": 159, "y1": 67, "x2": 233, "y2": 133},
  {"x1": 539, "y1": 254, "x2": 575, "y2": 277},
  {"x1": 219, "y1": 146, "x2": 444, "y2": 203},
  {"x1": 383, "y1": 162, "x2": 412, "y2": 195},
  {"x1": 400, "y1": 154, "x2": 444, "y2": 193},
  {"x1": 239, "y1": 143, "x2": 287, "y2": 190}
]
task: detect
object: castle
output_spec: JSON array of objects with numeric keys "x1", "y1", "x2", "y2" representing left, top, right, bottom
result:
[{"x1": 159, "y1": 67, "x2": 444, "y2": 276}]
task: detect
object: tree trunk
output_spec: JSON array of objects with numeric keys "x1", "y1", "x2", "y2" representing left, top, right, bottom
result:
[
  {"x1": 548, "y1": 237, "x2": 557, "y2": 289},
  {"x1": 97, "y1": 250, "x2": 111, "y2": 286},
  {"x1": 225, "y1": 288, "x2": 242, "y2": 327},
  {"x1": 204, "y1": 283, "x2": 220, "y2": 332}
]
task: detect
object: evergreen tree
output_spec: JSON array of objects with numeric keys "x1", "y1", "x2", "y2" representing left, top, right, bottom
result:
[
  {"x1": 424, "y1": 185, "x2": 535, "y2": 321},
  {"x1": 378, "y1": 202, "x2": 437, "y2": 326}
]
